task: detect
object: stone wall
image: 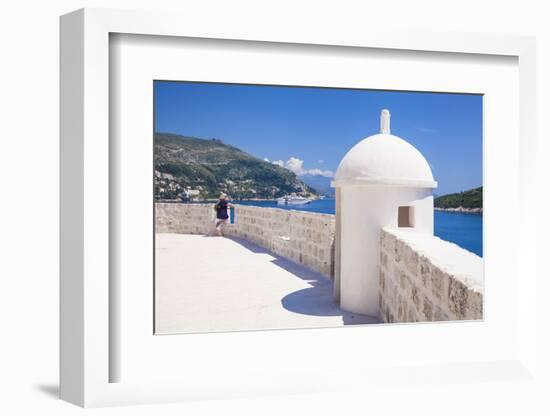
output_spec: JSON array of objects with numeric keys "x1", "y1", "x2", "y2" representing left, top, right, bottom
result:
[
  {"x1": 155, "y1": 203, "x2": 227, "y2": 235},
  {"x1": 235, "y1": 205, "x2": 335, "y2": 277},
  {"x1": 155, "y1": 203, "x2": 335, "y2": 278},
  {"x1": 379, "y1": 227, "x2": 483, "y2": 323}
]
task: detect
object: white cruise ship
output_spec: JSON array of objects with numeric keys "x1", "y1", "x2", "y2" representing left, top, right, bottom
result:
[{"x1": 276, "y1": 195, "x2": 312, "y2": 205}]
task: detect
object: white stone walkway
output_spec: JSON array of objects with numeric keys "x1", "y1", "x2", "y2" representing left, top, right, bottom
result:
[{"x1": 155, "y1": 233, "x2": 379, "y2": 334}]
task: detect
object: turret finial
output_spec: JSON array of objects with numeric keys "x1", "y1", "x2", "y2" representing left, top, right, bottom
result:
[{"x1": 380, "y1": 109, "x2": 391, "y2": 134}]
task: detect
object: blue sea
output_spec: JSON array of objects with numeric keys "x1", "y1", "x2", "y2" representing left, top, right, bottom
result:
[{"x1": 234, "y1": 199, "x2": 483, "y2": 257}]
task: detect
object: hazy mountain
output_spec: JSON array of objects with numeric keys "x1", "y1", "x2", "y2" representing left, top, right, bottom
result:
[
  {"x1": 299, "y1": 174, "x2": 335, "y2": 197},
  {"x1": 154, "y1": 133, "x2": 317, "y2": 200}
]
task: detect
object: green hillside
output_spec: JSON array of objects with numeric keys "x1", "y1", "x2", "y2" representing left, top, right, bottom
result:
[
  {"x1": 154, "y1": 133, "x2": 316, "y2": 200},
  {"x1": 434, "y1": 187, "x2": 483, "y2": 209}
]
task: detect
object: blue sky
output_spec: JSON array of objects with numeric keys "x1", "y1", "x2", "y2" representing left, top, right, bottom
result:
[{"x1": 154, "y1": 81, "x2": 482, "y2": 196}]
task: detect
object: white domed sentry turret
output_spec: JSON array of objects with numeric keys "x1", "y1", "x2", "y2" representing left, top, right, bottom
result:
[
  {"x1": 332, "y1": 109, "x2": 437, "y2": 317},
  {"x1": 333, "y1": 110, "x2": 437, "y2": 188}
]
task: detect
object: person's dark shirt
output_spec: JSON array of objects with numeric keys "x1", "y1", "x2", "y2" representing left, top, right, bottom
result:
[{"x1": 215, "y1": 199, "x2": 229, "y2": 220}]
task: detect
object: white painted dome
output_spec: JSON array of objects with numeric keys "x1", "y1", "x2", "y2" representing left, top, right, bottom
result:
[{"x1": 333, "y1": 110, "x2": 437, "y2": 188}]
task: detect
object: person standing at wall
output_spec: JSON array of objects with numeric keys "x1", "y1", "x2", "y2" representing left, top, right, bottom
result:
[{"x1": 213, "y1": 193, "x2": 233, "y2": 237}]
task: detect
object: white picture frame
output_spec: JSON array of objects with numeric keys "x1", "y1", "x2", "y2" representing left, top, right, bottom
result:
[{"x1": 60, "y1": 7, "x2": 537, "y2": 407}]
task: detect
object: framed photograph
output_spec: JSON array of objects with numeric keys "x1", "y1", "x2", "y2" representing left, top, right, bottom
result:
[
  {"x1": 60, "y1": 8, "x2": 537, "y2": 407},
  {"x1": 152, "y1": 81, "x2": 483, "y2": 336}
]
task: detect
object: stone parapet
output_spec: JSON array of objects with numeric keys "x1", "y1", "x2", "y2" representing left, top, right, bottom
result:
[
  {"x1": 155, "y1": 203, "x2": 223, "y2": 235},
  {"x1": 379, "y1": 227, "x2": 483, "y2": 323},
  {"x1": 155, "y1": 202, "x2": 335, "y2": 278}
]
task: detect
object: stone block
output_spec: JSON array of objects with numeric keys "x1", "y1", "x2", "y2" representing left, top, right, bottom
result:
[
  {"x1": 381, "y1": 251, "x2": 388, "y2": 268},
  {"x1": 464, "y1": 290, "x2": 483, "y2": 320},
  {"x1": 419, "y1": 256, "x2": 431, "y2": 288},
  {"x1": 408, "y1": 306, "x2": 417, "y2": 322},
  {"x1": 386, "y1": 309, "x2": 394, "y2": 324},
  {"x1": 411, "y1": 284, "x2": 421, "y2": 310},
  {"x1": 430, "y1": 267, "x2": 450, "y2": 302},
  {"x1": 448, "y1": 278, "x2": 468, "y2": 319},
  {"x1": 381, "y1": 230, "x2": 396, "y2": 254},
  {"x1": 380, "y1": 269, "x2": 386, "y2": 292},
  {"x1": 397, "y1": 298, "x2": 406, "y2": 321},
  {"x1": 399, "y1": 271, "x2": 411, "y2": 292},
  {"x1": 394, "y1": 241, "x2": 402, "y2": 264},
  {"x1": 401, "y1": 243, "x2": 419, "y2": 275},
  {"x1": 432, "y1": 306, "x2": 441, "y2": 321},
  {"x1": 422, "y1": 295, "x2": 433, "y2": 321}
]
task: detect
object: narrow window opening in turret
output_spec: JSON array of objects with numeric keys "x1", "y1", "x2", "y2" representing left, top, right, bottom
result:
[{"x1": 398, "y1": 206, "x2": 414, "y2": 228}]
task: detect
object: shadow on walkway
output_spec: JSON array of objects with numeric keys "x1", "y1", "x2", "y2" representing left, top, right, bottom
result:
[{"x1": 226, "y1": 236, "x2": 380, "y2": 325}]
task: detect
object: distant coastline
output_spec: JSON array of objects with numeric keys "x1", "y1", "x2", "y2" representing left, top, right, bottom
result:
[
  {"x1": 155, "y1": 196, "x2": 329, "y2": 204},
  {"x1": 435, "y1": 206, "x2": 482, "y2": 214},
  {"x1": 434, "y1": 187, "x2": 482, "y2": 213},
  {"x1": 158, "y1": 197, "x2": 483, "y2": 215},
  {"x1": 156, "y1": 197, "x2": 309, "y2": 203}
]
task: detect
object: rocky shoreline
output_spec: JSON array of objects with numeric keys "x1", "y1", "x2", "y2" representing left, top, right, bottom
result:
[{"x1": 435, "y1": 206, "x2": 482, "y2": 214}]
